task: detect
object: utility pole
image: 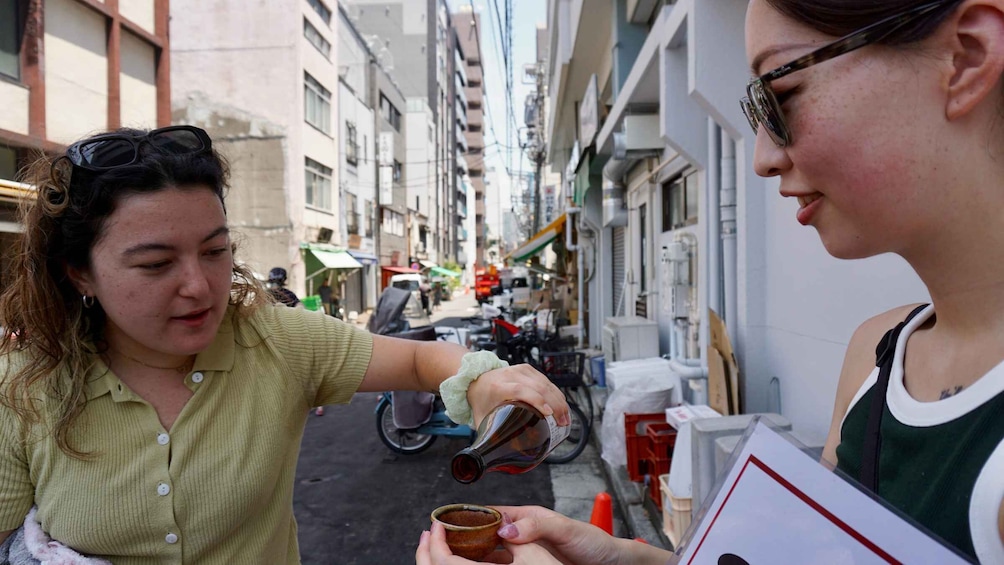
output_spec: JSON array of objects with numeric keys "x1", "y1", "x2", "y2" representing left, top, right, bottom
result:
[{"x1": 524, "y1": 58, "x2": 546, "y2": 236}]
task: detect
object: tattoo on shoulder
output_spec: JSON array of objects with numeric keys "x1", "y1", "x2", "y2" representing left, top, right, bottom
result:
[{"x1": 939, "y1": 386, "x2": 964, "y2": 400}]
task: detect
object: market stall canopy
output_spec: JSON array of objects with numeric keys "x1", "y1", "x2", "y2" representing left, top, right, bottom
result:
[
  {"x1": 431, "y1": 266, "x2": 461, "y2": 278},
  {"x1": 301, "y1": 243, "x2": 363, "y2": 280},
  {"x1": 507, "y1": 213, "x2": 567, "y2": 263},
  {"x1": 419, "y1": 260, "x2": 438, "y2": 269}
]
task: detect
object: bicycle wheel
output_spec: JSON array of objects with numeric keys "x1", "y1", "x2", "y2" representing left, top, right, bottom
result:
[
  {"x1": 546, "y1": 402, "x2": 590, "y2": 464},
  {"x1": 375, "y1": 400, "x2": 437, "y2": 454},
  {"x1": 568, "y1": 384, "x2": 594, "y2": 425}
]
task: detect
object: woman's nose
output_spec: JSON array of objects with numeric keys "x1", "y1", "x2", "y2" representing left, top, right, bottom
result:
[
  {"x1": 178, "y1": 261, "x2": 211, "y2": 298},
  {"x1": 752, "y1": 127, "x2": 793, "y2": 178}
]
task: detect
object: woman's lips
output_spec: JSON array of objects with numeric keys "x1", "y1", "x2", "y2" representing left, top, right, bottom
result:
[
  {"x1": 173, "y1": 309, "x2": 210, "y2": 327},
  {"x1": 795, "y1": 193, "x2": 823, "y2": 225}
]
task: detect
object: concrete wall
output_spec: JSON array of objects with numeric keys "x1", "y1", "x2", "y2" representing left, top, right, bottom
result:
[
  {"x1": 0, "y1": 80, "x2": 29, "y2": 135},
  {"x1": 119, "y1": 30, "x2": 157, "y2": 130},
  {"x1": 119, "y1": 0, "x2": 155, "y2": 35},
  {"x1": 45, "y1": 0, "x2": 108, "y2": 144},
  {"x1": 171, "y1": 0, "x2": 317, "y2": 293}
]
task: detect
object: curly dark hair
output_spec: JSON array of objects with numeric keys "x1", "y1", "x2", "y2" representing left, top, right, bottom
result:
[{"x1": 0, "y1": 127, "x2": 269, "y2": 457}]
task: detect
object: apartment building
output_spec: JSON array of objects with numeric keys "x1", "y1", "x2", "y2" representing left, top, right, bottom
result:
[
  {"x1": 170, "y1": 0, "x2": 362, "y2": 299},
  {"x1": 0, "y1": 0, "x2": 169, "y2": 287},
  {"x1": 452, "y1": 5, "x2": 485, "y2": 269},
  {"x1": 544, "y1": 0, "x2": 929, "y2": 445},
  {"x1": 338, "y1": 6, "x2": 380, "y2": 315},
  {"x1": 345, "y1": 0, "x2": 461, "y2": 271}
]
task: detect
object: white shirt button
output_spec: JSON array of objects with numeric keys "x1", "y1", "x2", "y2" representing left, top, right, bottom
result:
[
  {"x1": 165, "y1": 533, "x2": 178, "y2": 544},
  {"x1": 191, "y1": 372, "x2": 204, "y2": 383},
  {"x1": 157, "y1": 483, "x2": 170, "y2": 496},
  {"x1": 157, "y1": 433, "x2": 170, "y2": 446}
]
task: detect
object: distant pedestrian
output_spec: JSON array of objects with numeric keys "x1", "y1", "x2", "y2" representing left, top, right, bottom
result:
[
  {"x1": 318, "y1": 278, "x2": 333, "y2": 315},
  {"x1": 432, "y1": 283, "x2": 443, "y2": 311},
  {"x1": 268, "y1": 267, "x2": 300, "y2": 307},
  {"x1": 420, "y1": 281, "x2": 432, "y2": 315}
]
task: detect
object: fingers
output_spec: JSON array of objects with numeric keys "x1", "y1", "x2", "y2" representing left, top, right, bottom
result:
[
  {"x1": 472, "y1": 365, "x2": 570, "y2": 426},
  {"x1": 416, "y1": 530, "x2": 432, "y2": 565},
  {"x1": 505, "y1": 542, "x2": 564, "y2": 564}
]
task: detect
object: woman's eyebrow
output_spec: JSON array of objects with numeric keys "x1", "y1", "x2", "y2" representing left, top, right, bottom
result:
[{"x1": 122, "y1": 226, "x2": 230, "y2": 257}]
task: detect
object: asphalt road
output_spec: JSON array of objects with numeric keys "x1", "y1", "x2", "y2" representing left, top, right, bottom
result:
[{"x1": 293, "y1": 391, "x2": 555, "y2": 565}]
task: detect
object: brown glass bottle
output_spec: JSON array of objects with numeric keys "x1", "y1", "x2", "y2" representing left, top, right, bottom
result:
[{"x1": 451, "y1": 400, "x2": 570, "y2": 484}]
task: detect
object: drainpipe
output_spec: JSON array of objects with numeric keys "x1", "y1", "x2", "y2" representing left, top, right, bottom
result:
[
  {"x1": 565, "y1": 206, "x2": 584, "y2": 348},
  {"x1": 721, "y1": 134, "x2": 738, "y2": 345}
]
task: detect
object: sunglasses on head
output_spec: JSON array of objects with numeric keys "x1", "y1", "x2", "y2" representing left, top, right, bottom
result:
[
  {"x1": 66, "y1": 125, "x2": 212, "y2": 171},
  {"x1": 740, "y1": 0, "x2": 958, "y2": 147}
]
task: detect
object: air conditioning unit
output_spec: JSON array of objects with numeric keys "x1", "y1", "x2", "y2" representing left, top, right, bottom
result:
[{"x1": 602, "y1": 316, "x2": 659, "y2": 362}]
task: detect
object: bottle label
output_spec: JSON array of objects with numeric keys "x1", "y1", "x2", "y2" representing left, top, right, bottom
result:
[{"x1": 545, "y1": 413, "x2": 570, "y2": 451}]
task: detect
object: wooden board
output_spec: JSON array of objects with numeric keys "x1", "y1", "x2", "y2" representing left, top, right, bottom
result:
[
  {"x1": 708, "y1": 309, "x2": 742, "y2": 415},
  {"x1": 706, "y1": 348, "x2": 729, "y2": 416}
]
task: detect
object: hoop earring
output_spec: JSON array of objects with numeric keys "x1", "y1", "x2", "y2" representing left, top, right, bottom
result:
[{"x1": 82, "y1": 295, "x2": 96, "y2": 309}]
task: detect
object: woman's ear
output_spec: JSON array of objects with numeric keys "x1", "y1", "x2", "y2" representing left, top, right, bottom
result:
[
  {"x1": 943, "y1": 1, "x2": 1004, "y2": 120},
  {"x1": 65, "y1": 264, "x2": 94, "y2": 298}
]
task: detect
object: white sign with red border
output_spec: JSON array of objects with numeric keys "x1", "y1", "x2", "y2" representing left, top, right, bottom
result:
[{"x1": 671, "y1": 421, "x2": 970, "y2": 565}]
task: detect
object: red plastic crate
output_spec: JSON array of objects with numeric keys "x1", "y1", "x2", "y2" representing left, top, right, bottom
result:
[
  {"x1": 643, "y1": 423, "x2": 678, "y2": 509},
  {"x1": 624, "y1": 413, "x2": 665, "y2": 482}
]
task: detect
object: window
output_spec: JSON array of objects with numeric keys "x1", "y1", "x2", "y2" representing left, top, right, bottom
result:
[
  {"x1": 393, "y1": 160, "x2": 402, "y2": 183},
  {"x1": 468, "y1": 124, "x2": 481, "y2": 133},
  {"x1": 468, "y1": 100, "x2": 481, "y2": 110},
  {"x1": 380, "y1": 93, "x2": 401, "y2": 131},
  {"x1": 468, "y1": 147, "x2": 482, "y2": 155},
  {"x1": 0, "y1": 146, "x2": 17, "y2": 180},
  {"x1": 307, "y1": 0, "x2": 331, "y2": 25},
  {"x1": 662, "y1": 170, "x2": 699, "y2": 231},
  {"x1": 0, "y1": 0, "x2": 21, "y2": 80},
  {"x1": 345, "y1": 122, "x2": 358, "y2": 165},
  {"x1": 346, "y1": 193, "x2": 359, "y2": 234},
  {"x1": 382, "y1": 208, "x2": 405, "y2": 237},
  {"x1": 303, "y1": 19, "x2": 330, "y2": 58},
  {"x1": 305, "y1": 157, "x2": 333, "y2": 211},
  {"x1": 365, "y1": 200, "x2": 374, "y2": 236},
  {"x1": 304, "y1": 73, "x2": 331, "y2": 134}
]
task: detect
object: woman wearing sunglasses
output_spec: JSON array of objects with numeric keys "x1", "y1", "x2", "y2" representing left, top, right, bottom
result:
[
  {"x1": 417, "y1": 0, "x2": 1004, "y2": 563},
  {"x1": 0, "y1": 125, "x2": 569, "y2": 563}
]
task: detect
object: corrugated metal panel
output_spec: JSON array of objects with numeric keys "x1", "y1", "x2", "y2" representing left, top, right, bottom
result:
[{"x1": 612, "y1": 226, "x2": 626, "y2": 317}]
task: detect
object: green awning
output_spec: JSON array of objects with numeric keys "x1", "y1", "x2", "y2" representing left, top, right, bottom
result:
[
  {"x1": 301, "y1": 243, "x2": 363, "y2": 281},
  {"x1": 310, "y1": 248, "x2": 362, "y2": 269},
  {"x1": 507, "y1": 214, "x2": 566, "y2": 263},
  {"x1": 431, "y1": 266, "x2": 461, "y2": 278}
]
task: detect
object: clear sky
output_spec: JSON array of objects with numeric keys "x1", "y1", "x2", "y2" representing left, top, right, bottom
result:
[{"x1": 448, "y1": 0, "x2": 545, "y2": 242}]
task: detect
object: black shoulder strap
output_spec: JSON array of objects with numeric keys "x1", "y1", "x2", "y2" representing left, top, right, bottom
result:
[{"x1": 859, "y1": 304, "x2": 930, "y2": 493}]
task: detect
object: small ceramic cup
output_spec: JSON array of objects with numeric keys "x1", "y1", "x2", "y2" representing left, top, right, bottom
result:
[{"x1": 430, "y1": 503, "x2": 503, "y2": 560}]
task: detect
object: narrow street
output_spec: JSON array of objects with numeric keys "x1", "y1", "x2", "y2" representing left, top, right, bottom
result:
[{"x1": 293, "y1": 287, "x2": 556, "y2": 565}]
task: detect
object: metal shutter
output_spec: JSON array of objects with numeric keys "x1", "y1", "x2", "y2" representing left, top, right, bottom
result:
[{"x1": 612, "y1": 226, "x2": 626, "y2": 317}]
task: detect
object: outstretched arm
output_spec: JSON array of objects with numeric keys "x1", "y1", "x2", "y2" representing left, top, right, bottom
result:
[{"x1": 358, "y1": 336, "x2": 569, "y2": 427}]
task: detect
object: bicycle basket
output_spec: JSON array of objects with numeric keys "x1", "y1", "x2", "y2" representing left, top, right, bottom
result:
[{"x1": 540, "y1": 351, "x2": 585, "y2": 388}]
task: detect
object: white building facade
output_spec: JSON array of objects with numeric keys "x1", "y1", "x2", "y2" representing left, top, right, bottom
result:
[{"x1": 171, "y1": 0, "x2": 356, "y2": 298}]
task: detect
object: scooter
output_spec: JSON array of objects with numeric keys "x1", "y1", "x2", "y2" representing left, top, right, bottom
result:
[{"x1": 374, "y1": 393, "x2": 475, "y2": 454}]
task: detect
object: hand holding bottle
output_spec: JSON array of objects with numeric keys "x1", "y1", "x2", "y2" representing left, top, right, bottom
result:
[{"x1": 465, "y1": 364, "x2": 570, "y2": 429}]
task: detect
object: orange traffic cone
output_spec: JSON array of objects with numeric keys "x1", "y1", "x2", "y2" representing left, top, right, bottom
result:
[{"x1": 589, "y1": 492, "x2": 613, "y2": 535}]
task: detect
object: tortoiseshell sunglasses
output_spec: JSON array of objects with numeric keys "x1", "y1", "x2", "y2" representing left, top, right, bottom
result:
[{"x1": 741, "y1": 0, "x2": 959, "y2": 147}]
